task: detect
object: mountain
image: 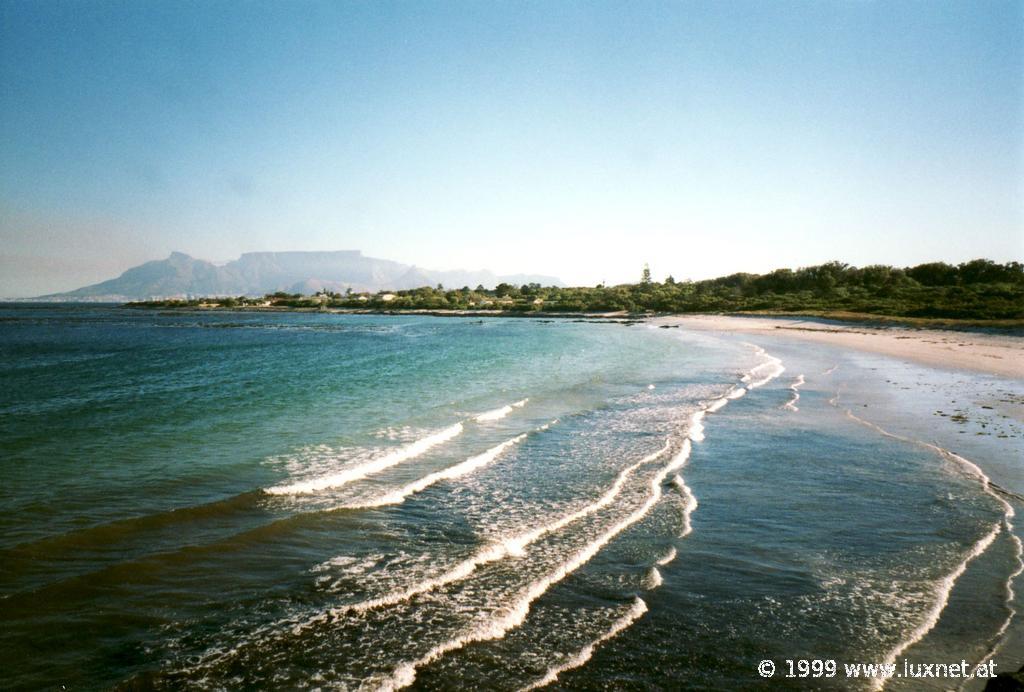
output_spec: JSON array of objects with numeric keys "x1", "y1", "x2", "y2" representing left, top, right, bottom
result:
[{"x1": 38, "y1": 251, "x2": 562, "y2": 301}]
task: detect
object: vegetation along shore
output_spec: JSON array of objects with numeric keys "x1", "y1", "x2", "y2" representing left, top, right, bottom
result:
[{"x1": 128, "y1": 259, "x2": 1024, "y2": 329}]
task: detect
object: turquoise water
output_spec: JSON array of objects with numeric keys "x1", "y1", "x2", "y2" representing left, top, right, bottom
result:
[{"x1": 0, "y1": 305, "x2": 1020, "y2": 690}]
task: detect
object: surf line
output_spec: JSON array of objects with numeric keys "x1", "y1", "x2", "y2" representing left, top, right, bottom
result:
[
  {"x1": 960, "y1": 515, "x2": 1023, "y2": 689},
  {"x1": 522, "y1": 346, "x2": 777, "y2": 691},
  {"x1": 475, "y1": 398, "x2": 529, "y2": 422},
  {"x1": 835, "y1": 401, "x2": 1021, "y2": 689},
  {"x1": 343, "y1": 420, "x2": 555, "y2": 510},
  {"x1": 222, "y1": 350, "x2": 783, "y2": 680},
  {"x1": 521, "y1": 389, "x2": 731, "y2": 692},
  {"x1": 672, "y1": 343, "x2": 784, "y2": 544},
  {"x1": 380, "y1": 346, "x2": 787, "y2": 691},
  {"x1": 673, "y1": 474, "x2": 699, "y2": 539},
  {"x1": 872, "y1": 525, "x2": 1000, "y2": 692},
  {"x1": 938, "y1": 446, "x2": 1023, "y2": 680},
  {"x1": 178, "y1": 435, "x2": 675, "y2": 680},
  {"x1": 194, "y1": 349, "x2": 784, "y2": 682},
  {"x1": 376, "y1": 438, "x2": 698, "y2": 691},
  {"x1": 269, "y1": 437, "x2": 677, "y2": 640},
  {"x1": 672, "y1": 344, "x2": 785, "y2": 552},
  {"x1": 657, "y1": 546, "x2": 677, "y2": 566},
  {"x1": 265, "y1": 399, "x2": 529, "y2": 495},
  {"x1": 520, "y1": 597, "x2": 648, "y2": 691},
  {"x1": 739, "y1": 343, "x2": 786, "y2": 389},
  {"x1": 176, "y1": 425, "x2": 551, "y2": 675},
  {"x1": 782, "y1": 374, "x2": 805, "y2": 411}
]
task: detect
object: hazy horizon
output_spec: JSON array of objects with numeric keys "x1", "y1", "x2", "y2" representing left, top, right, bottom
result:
[
  {"x1": 2, "y1": 1, "x2": 1023, "y2": 297},
  {"x1": 10, "y1": 247, "x2": 1024, "y2": 301}
]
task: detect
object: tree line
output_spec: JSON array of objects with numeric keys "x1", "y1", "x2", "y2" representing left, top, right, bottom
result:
[{"x1": 131, "y1": 259, "x2": 1024, "y2": 321}]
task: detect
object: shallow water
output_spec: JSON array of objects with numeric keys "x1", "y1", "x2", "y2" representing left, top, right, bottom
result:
[{"x1": 0, "y1": 305, "x2": 1020, "y2": 689}]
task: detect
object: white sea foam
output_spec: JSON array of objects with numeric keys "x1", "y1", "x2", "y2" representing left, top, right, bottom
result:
[
  {"x1": 345, "y1": 434, "x2": 528, "y2": 509},
  {"x1": 738, "y1": 343, "x2": 784, "y2": 388},
  {"x1": 646, "y1": 566, "x2": 663, "y2": 588},
  {"x1": 872, "y1": 526, "x2": 1000, "y2": 691},
  {"x1": 193, "y1": 363, "x2": 775, "y2": 681},
  {"x1": 311, "y1": 553, "x2": 385, "y2": 576},
  {"x1": 824, "y1": 364, "x2": 838, "y2": 375},
  {"x1": 705, "y1": 397, "x2": 729, "y2": 413},
  {"x1": 475, "y1": 398, "x2": 528, "y2": 422},
  {"x1": 696, "y1": 347, "x2": 781, "y2": 450},
  {"x1": 747, "y1": 355, "x2": 785, "y2": 389},
  {"x1": 673, "y1": 475, "x2": 699, "y2": 537},
  {"x1": 496, "y1": 439, "x2": 674, "y2": 558},
  {"x1": 845, "y1": 408, "x2": 1006, "y2": 502},
  {"x1": 267, "y1": 398, "x2": 529, "y2": 495},
  {"x1": 839, "y1": 408, "x2": 1020, "y2": 689},
  {"x1": 782, "y1": 374, "x2": 805, "y2": 412},
  {"x1": 377, "y1": 440, "x2": 695, "y2": 690},
  {"x1": 688, "y1": 410, "x2": 706, "y2": 442},
  {"x1": 972, "y1": 526, "x2": 1024, "y2": 677},
  {"x1": 301, "y1": 439, "x2": 674, "y2": 626},
  {"x1": 295, "y1": 351, "x2": 776, "y2": 687},
  {"x1": 929, "y1": 449, "x2": 1024, "y2": 676},
  {"x1": 265, "y1": 423, "x2": 464, "y2": 495},
  {"x1": 218, "y1": 369, "x2": 765, "y2": 679},
  {"x1": 180, "y1": 370, "x2": 772, "y2": 680},
  {"x1": 706, "y1": 383, "x2": 747, "y2": 413},
  {"x1": 520, "y1": 598, "x2": 648, "y2": 691}
]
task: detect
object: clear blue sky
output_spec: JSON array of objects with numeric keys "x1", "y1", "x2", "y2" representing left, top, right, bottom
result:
[{"x1": 1, "y1": 0, "x2": 1022, "y2": 296}]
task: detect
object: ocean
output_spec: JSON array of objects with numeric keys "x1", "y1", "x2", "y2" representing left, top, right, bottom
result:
[{"x1": 1, "y1": 305, "x2": 1021, "y2": 690}]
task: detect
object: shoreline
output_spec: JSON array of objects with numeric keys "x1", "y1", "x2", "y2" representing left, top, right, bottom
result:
[
  {"x1": 35, "y1": 302, "x2": 1024, "y2": 379},
  {"x1": 113, "y1": 303, "x2": 1024, "y2": 330},
  {"x1": 655, "y1": 314, "x2": 1024, "y2": 380}
]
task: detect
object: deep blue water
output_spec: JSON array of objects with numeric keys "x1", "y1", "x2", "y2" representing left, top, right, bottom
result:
[{"x1": 0, "y1": 305, "x2": 1020, "y2": 690}]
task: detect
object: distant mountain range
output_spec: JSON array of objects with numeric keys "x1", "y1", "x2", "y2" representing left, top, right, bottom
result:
[{"x1": 36, "y1": 251, "x2": 562, "y2": 301}]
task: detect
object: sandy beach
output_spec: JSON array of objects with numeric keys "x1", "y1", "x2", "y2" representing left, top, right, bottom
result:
[{"x1": 657, "y1": 315, "x2": 1024, "y2": 380}]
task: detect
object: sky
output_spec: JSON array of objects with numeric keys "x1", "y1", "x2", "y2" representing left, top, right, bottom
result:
[{"x1": 1, "y1": 0, "x2": 1022, "y2": 296}]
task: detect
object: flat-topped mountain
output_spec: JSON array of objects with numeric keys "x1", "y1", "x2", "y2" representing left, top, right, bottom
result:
[{"x1": 38, "y1": 251, "x2": 562, "y2": 301}]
